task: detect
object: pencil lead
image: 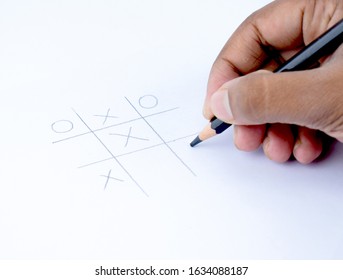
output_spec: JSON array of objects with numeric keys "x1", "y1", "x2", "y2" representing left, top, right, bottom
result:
[{"x1": 190, "y1": 136, "x2": 202, "y2": 147}]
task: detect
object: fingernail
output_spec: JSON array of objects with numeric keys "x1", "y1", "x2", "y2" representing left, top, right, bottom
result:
[
  {"x1": 211, "y1": 86, "x2": 234, "y2": 123},
  {"x1": 293, "y1": 139, "x2": 301, "y2": 154},
  {"x1": 263, "y1": 137, "x2": 272, "y2": 160}
]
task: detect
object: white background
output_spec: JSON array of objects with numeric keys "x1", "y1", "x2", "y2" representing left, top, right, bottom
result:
[{"x1": 1, "y1": 0, "x2": 343, "y2": 260}]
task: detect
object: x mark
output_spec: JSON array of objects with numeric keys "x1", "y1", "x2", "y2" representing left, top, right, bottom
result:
[
  {"x1": 94, "y1": 108, "x2": 118, "y2": 125},
  {"x1": 101, "y1": 169, "x2": 124, "y2": 190},
  {"x1": 109, "y1": 126, "x2": 149, "y2": 147}
]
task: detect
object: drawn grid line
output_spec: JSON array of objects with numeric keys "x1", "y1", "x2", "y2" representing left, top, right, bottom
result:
[
  {"x1": 52, "y1": 107, "x2": 179, "y2": 144},
  {"x1": 124, "y1": 97, "x2": 196, "y2": 176},
  {"x1": 78, "y1": 133, "x2": 197, "y2": 169},
  {"x1": 72, "y1": 108, "x2": 149, "y2": 197}
]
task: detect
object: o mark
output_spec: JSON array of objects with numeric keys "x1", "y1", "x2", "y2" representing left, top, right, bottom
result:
[
  {"x1": 51, "y1": 120, "x2": 74, "y2": 133},
  {"x1": 139, "y1": 95, "x2": 158, "y2": 109}
]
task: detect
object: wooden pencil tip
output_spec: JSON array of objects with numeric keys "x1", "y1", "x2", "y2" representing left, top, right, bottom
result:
[{"x1": 190, "y1": 136, "x2": 202, "y2": 147}]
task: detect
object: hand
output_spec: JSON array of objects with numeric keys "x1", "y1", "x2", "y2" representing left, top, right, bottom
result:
[{"x1": 203, "y1": 0, "x2": 343, "y2": 163}]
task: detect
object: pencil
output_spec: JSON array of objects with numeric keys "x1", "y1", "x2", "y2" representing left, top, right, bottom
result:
[{"x1": 190, "y1": 18, "x2": 343, "y2": 147}]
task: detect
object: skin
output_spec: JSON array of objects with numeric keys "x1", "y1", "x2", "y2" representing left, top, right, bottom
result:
[{"x1": 203, "y1": 0, "x2": 343, "y2": 164}]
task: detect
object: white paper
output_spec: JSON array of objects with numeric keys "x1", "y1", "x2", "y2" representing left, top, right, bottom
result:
[{"x1": 1, "y1": 0, "x2": 343, "y2": 259}]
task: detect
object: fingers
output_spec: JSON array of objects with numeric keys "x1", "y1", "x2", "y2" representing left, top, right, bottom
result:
[
  {"x1": 233, "y1": 123, "x2": 294, "y2": 163},
  {"x1": 263, "y1": 124, "x2": 294, "y2": 163},
  {"x1": 234, "y1": 125, "x2": 266, "y2": 151},
  {"x1": 234, "y1": 123, "x2": 295, "y2": 163},
  {"x1": 209, "y1": 66, "x2": 343, "y2": 164},
  {"x1": 234, "y1": 124, "x2": 323, "y2": 164},
  {"x1": 202, "y1": 0, "x2": 343, "y2": 163},
  {"x1": 293, "y1": 127, "x2": 322, "y2": 164},
  {"x1": 221, "y1": 68, "x2": 328, "y2": 164},
  {"x1": 210, "y1": 68, "x2": 337, "y2": 132}
]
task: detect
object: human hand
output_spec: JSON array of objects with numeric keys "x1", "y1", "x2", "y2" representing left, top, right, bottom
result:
[{"x1": 203, "y1": 0, "x2": 343, "y2": 163}]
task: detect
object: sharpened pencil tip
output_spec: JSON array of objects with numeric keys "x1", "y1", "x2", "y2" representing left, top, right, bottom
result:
[{"x1": 190, "y1": 136, "x2": 202, "y2": 147}]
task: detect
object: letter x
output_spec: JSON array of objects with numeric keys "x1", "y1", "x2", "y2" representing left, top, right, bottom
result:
[
  {"x1": 101, "y1": 169, "x2": 123, "y2": 190},
  {"x1": 109, "y1": 127, "x2": 149, "y2": 147},
  {"x1": 94, "y1": 108, "x2": 118, "y2": 125}
]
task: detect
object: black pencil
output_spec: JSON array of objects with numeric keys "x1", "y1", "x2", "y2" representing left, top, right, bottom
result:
[{"x1": 190, "y1": 18, "x2": 343, "y2": 147}]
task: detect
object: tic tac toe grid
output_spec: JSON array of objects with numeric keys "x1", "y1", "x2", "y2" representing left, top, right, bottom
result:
[{"x1": 51, "y1": 95, "x2": 196, "y2": 197}]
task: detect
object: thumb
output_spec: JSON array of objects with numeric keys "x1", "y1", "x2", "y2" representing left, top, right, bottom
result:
[{"x1": 210, "y1": 68, "x2": 342, "y2": 134}]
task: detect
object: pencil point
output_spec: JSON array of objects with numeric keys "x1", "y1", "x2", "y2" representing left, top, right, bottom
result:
[{"x1": 190, "y1": 136, "x2": 202, "y2": 147}]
